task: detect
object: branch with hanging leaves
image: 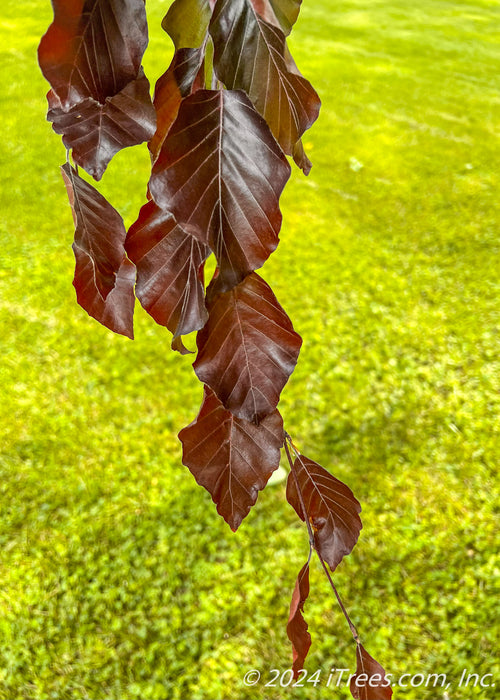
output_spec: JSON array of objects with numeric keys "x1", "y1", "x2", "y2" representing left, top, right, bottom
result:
[
  {"x1": 284, "y1": 434, "x2": 392, "y2": 698},
  {"x1": 38, "y1": 1, "x2": 392, "y2": 695}
]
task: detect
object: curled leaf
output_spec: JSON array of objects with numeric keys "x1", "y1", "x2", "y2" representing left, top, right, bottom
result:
[
  {"x1": 126, "y1": 200, "x2": 209, "y2": 345},
  {"x1": 48, "y1": 70, "x2": 156, "y2": 180},
  {"x1": 61, "y1": 163, "x2": 127, "y2": 300},
  {"x1": 293, "y1": 139, "x2": 313, "y2": 176},
  {"x1": 287, "y1": 560, "x2": 312, "y2": 676},
  {"x1": 73, "y1": 248, "x2": 135, "y2": 338}
]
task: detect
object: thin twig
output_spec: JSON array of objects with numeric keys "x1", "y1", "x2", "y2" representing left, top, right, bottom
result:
[
  {"x1": 284, "y1": 431, "x2": 360, "y2": 643},
  {"x1": 284, "y1": 436, "x2": 314, "y2": 549}
]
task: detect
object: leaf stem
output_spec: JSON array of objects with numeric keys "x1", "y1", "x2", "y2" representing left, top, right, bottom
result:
[
  {"x1": 284, "y1": 431, "x2": 360, "y2": 643},
  {"x1": 284, "y1": 435, "x2": 315, "y2": 550}
]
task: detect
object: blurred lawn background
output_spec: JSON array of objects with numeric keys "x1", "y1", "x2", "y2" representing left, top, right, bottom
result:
[{"x1": 1, "y1": 0, "x2": 499, "y2": 698}]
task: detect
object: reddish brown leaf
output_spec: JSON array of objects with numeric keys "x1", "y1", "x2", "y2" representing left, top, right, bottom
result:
[
  {"x1": 162, "y1": 0, "x2": 212, "y2": 50},
  {"x1": 209, "y1": 0, "x2": 320, "y2": 165},
  {"x1": 48, "y1": 70, "x2": 156, "y2": 180},
  {"x1": 38, "y1": 0, "x2": 148, "y2": 108},
  {"x1": 149, "y1": 89, "x2": 290, "y2": 292},
  {"x1": 125, "y1": 200, "x2": 209, "y2": 344},
  {"x1": 287, "y1": 560, "x2": 312, "y2": 676},
  {"x1": 194, "y1": 273, "x2": 302, "y2": 423},
  {"x1": 149, "y1": 48, "x2": 205, "y2": 165},
  {"x1": 350, "y1": 644, "x2": 393, "y2": 700},
  {"x1": 286, "y1": 454, "x2": 362, "y2": 571},
  {"x1": 61, "y1": 163, "x2": 127, "y2": 299},
  {"x1": 73, "y1": 247, "x2": 135, "y2": 338},
  {"x1": 178, "y1": 386, "x2": 284, "y2": 530}
]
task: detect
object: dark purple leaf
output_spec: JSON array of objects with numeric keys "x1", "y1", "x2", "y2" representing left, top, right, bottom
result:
[
  {"x1": 125, "y1": 200, "x2": 209, "y2": 346},
  {"x1": 38, "y1": 0, "x2": 149, "y2": 108},
  {"x1": 350, "y1": 644, "x2": 393, "y2": 700},
  {"x1": 73, "y1": 247, "x2": 135, "y2": 338},
  {"x1": 149, "y1": 89, "x2": 291, "y2": 292},
  {"x1": 194, "y1": 272, "x2": 302, "y2": 423},
  {"x1": 149, "y1": 48, "x2": 205, "y2": 165},
  {"x1": 209, "y1": 0, "x2": 320, "y2": 167},
  {"x1": 61, "y1": 162, "x2": 127, "y2": 299},
  {"x1": 48, "y1": 70, "x2": 156, "y2": 180},
  {"x1": 287, "y1": 454, "x2": 362, "y2": 571},
  {"x1": 178, "y1": 386, "x2": 284, "y2": 530},
  {"x1": 287, "y1": 560, "x2": 312, "y2": 676}
]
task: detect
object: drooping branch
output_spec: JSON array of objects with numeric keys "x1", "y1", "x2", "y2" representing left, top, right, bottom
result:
[
  {"x1": 37, "y1": 1, "x2": 391, "y2": 695},
  {"x1": 284, "y1": 435, "x2": 392, "y2": 697}
]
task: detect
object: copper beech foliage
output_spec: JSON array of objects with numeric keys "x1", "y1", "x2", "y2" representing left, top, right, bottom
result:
[
  {"x1": 287, "y1": 558, "x2": 312, "y2": 676},
  {"x1": 350, "y1": 644, "x2": 394, "y2": 700},
  {"x1": 38, "y1": 1, "x2": 391, "y2": 694}
]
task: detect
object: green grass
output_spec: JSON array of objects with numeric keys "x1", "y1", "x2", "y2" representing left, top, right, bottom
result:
[{"x1": 1, "y1": 0, "x2": 499, "y2": 698}]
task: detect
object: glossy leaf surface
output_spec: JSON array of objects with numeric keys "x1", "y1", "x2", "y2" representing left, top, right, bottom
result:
[
  {"x1": 126, "y1": 200, "x2": 209, "y2": 343},
  {"x1": 210, "y1": 0, "x2": 320, "y2": 162},
  {"x1": 149, "y1": 89, "x2": 291, "y2": 291},
  {"x1": 287, "y1": 454, "x2": 362, "y2": 571},
  {"x1": 73, "y1": 248, "x2": 135, "y2": 338},
  {"x1": 39, "y1": 0, "x2": 148, "y2": 108},
  {"x1": 36, "y1": 2, "x2": 386, "y2": 683},
  {"x1": 61, "y1": 163, "x2": 127, "y2": 299},
  {"x1": 194, "y1": 273, "x2": 302, "y2": 423},
  {"x1": 287, "y1": 560, "x2": 312, "y2": 676},
  {"x1": 179, "y1": 386, "x2": 284, "y2": 530},
  {"x1": 48, "y1": 71, "x2": 156, "y2": 180},
  {"x1": 350, "y1": 644, "x2": 393, "y2": 700}
]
